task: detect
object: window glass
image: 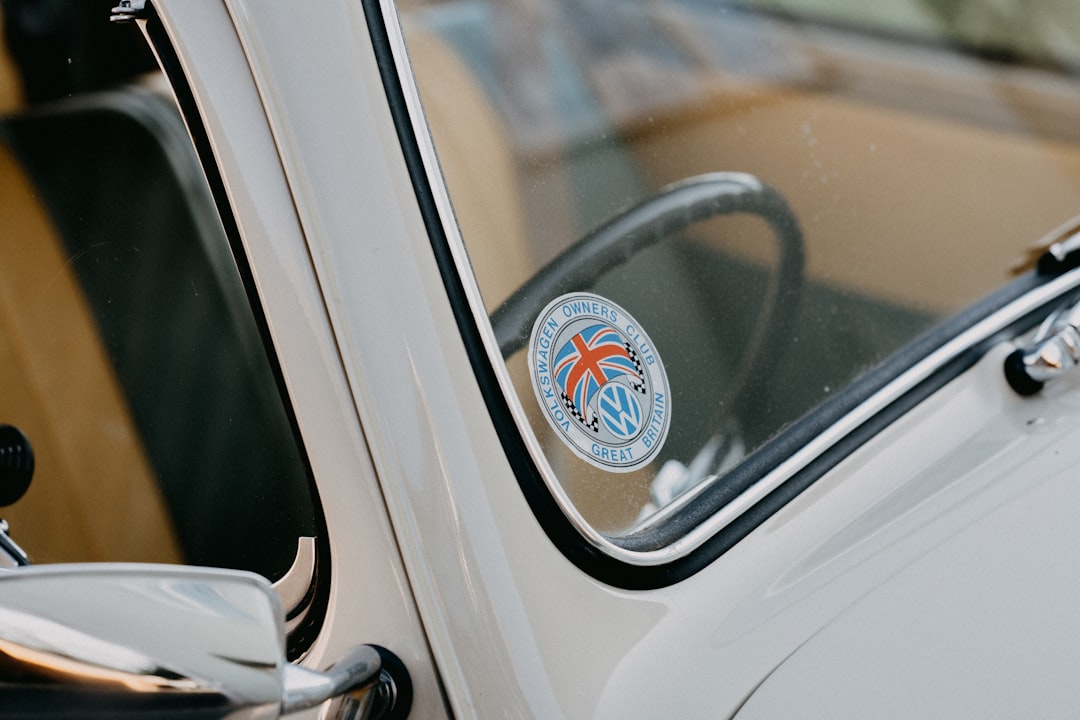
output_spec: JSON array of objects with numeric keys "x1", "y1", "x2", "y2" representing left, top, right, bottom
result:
[
  {"x1": 0, "y1": 3, "x2": 315, "y2": 581},
  {"x1": 399, "y1": 0, "x2": 1080, "y2": 536},
  {"x1": 741, "y1": 0, "x2": 1080, "y2": 66}
]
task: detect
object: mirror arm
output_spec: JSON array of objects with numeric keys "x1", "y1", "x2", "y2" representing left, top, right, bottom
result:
[{"x1": 281, "y1": 645, "x2": 382, "y2": 715}]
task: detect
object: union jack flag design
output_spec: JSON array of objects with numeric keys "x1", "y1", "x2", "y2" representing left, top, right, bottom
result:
[{"x1": 554, "y1": 324, "x2": 644, "y2": 430}]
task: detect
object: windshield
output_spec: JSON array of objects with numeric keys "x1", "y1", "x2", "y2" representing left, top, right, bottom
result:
[{"x1": 397, "y1": 0, "x2": 1080, "y2": 539}]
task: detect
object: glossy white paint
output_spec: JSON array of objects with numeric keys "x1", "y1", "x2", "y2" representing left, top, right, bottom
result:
[
  {"x1": 735, "y1": 342, "x2": 1080, "y2": 718},
  {"x1": 152, "y1": 1, "x2": 1080, "y2": 717},
  {"x1": 149, "y1": 3, "x2": 443, "y2": 718}
]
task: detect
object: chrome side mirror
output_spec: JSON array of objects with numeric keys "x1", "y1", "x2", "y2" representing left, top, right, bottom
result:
[{"x1": 0, "y1": 564, "x2": 407, "y2": 718}]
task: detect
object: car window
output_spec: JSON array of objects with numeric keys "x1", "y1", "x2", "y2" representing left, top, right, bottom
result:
[
  {"x1": 0, "y1": 4, "x2": 317, "y2": 583},
  {"x1": 396, "y1": 0, "x2": 1080, "y2": 547}
]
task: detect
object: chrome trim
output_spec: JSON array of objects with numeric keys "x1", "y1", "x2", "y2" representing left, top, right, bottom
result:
[
  {"x1": 1006, "y1": 291, "x2": 1080, "y2": 393},
  {"x1": 1044, "y1": 227, "x2": 1080, "y2": 268},
  {"x1": 109, "y1": 0, "x2": 148, "y2": 23},
  {"x1": 1019, "y1": 324, "x2": 1080, "y2": 383},
  {"x1": 281, "y1": 646, "x2": 381, "y2": 715},
  {"x1": 272, "y1": 536, "x2": 317, "y2": 635},
  {"x1": 273, "y1": 536, "x2": 317, "y2": 612},
  {"x1": 0, "y1": 519, "x2": 29, "y2": 568},
  {"x1": 378, "y1": 2, "x2": 1080, "y2": 566}
]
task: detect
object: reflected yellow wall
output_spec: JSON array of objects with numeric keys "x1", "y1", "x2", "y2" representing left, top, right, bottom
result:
[{"x1": 0, "y1": 141, "x2": 180, "y2": 564}]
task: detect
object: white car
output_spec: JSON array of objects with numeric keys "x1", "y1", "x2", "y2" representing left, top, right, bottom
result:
[{"x1": 4, "y1": 0, "x2": 1080, "y2": 717}]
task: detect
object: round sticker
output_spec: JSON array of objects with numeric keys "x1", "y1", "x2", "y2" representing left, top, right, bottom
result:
[{"x1": 527, "y1": 292, "x2": 671, "y2": 473}]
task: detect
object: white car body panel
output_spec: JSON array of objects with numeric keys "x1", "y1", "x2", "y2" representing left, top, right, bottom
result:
[
  {"x1": 147, "y1": 1, "x2": 1080, "y2": 717},
  {"x1": 736, "y1": 348, "x2": 1080, "y2": 718},
  {"x1": 150, "y1": 2, "x2": 445, "y2": 716}
]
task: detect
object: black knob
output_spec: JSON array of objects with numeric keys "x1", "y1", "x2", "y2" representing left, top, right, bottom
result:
[
  {"x1": 1004, "y1": 348, "x2": 1044, "y2": 397},
  {"x1": 0, "y1": 425, "x2": 33, "y2": 507}
]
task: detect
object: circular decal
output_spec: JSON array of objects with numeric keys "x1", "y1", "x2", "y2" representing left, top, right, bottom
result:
[{"x1": 527, "y1": 292, "x2": 671, "y2": 473}]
